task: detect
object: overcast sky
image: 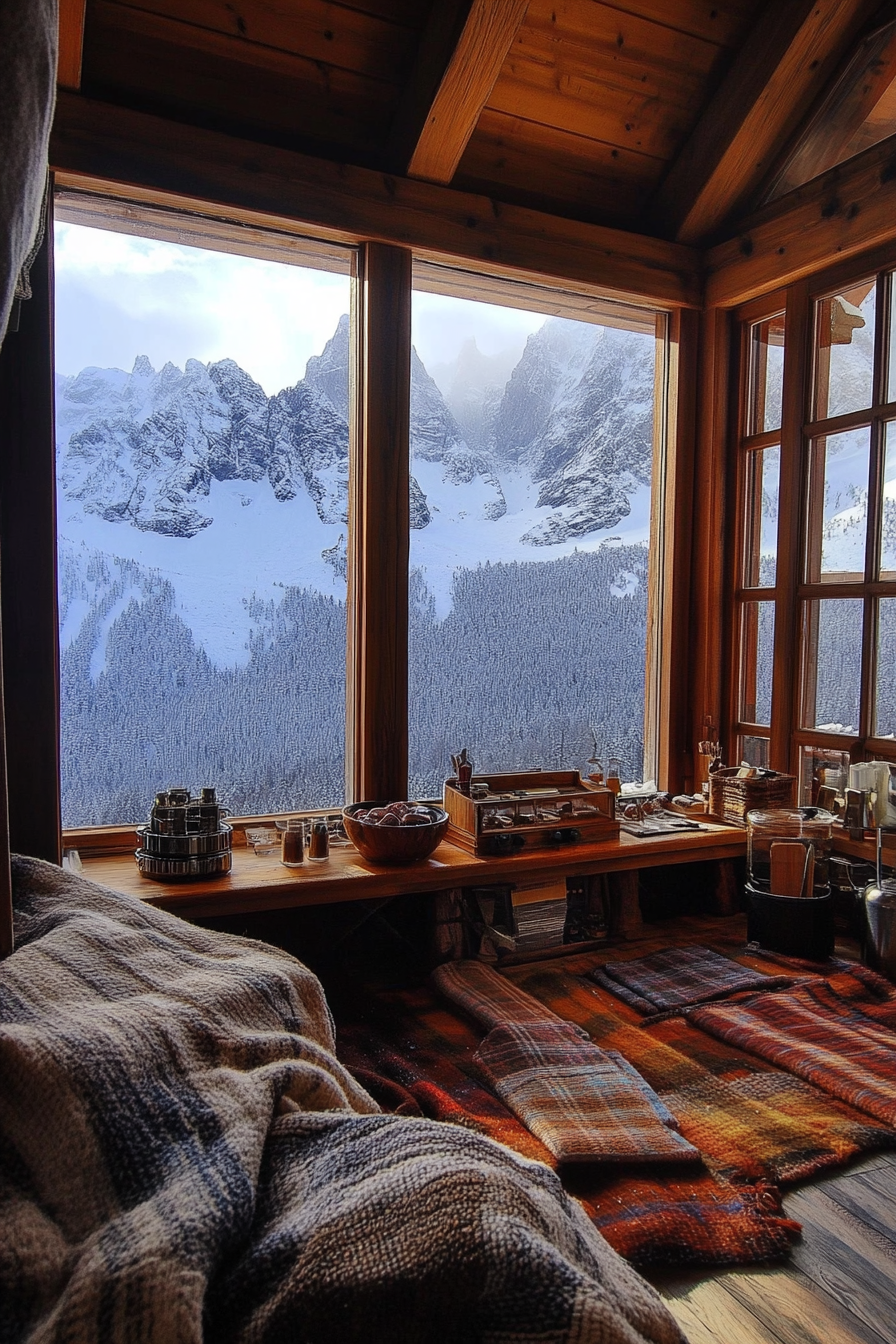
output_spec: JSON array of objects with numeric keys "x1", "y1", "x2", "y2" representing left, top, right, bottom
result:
[{"x1": 54, "y1": 221, "x2": 545, "y2": 395}]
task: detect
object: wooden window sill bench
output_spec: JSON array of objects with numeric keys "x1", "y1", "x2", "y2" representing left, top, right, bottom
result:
[{"x1": 80, "y1": 822, "x2": 747, "y2": 922}]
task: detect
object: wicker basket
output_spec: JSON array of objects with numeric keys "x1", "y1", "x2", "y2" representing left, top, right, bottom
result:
[{"x1": 708, "y1": 767, "x2": 796, "y2": 827}]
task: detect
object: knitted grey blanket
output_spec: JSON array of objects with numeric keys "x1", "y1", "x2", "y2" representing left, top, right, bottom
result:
[
  {"x1": 0, "y1": 857, "x2": 683, "y2": 1344},
  {"x1": 0, "y1": 0, "x2": 56, "y2": 345}
]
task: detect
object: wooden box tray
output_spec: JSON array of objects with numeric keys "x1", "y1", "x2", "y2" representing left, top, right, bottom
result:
[{"x1": 443, "y1": 769, "x2": 618, "y2": 856}]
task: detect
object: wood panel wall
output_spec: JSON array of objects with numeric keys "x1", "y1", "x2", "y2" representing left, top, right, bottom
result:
[
  {"x1": 50, "y1": 93, "x2": 702, "y2": 308},
  {"x1": 81, "y1": 0, "x2": 425, "y2": 161}
]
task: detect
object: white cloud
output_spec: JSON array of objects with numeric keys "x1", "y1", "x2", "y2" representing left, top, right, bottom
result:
[
  {"x1": 412, "y1": 290, "x2": 544, "y2": 370},
  {"x1": 54, "y1": 221, "x2": 350, "y2": 395}
]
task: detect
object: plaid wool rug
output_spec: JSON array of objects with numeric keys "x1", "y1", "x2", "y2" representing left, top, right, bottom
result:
[
  {"x1": 333, "y1": 980, "x2": 803, "y2": 1268},
  {"x1": 687, "y1": 961, "x2": 896, "y2": 1127},
  {"x1": 590, "y1": 944, "x2": 796, "y2": 1019},
  {"x1": 433, "y1": 960, "x2": 700, "y2": 1164},
  {"x1": 473, "y1": 1020, "x2": 700, "y2": 1165},
  {"x1": 332, "y1": 933, "x2": 896, "y2": 1269}
]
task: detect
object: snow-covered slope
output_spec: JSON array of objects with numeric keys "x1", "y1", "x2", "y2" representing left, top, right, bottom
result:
[
  {"x1": 56, "y1": 313, "x2": 657, "y2": 666},
  {"x1": 489, "y1": 320, "x2": 655, "y2": 544}
]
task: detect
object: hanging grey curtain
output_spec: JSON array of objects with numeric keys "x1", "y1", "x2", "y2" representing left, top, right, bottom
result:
[
  {"x1": 0, "y1": 0, "x2": 57, "y2": 956},
  {"x1": 0, "y1": 0, "x2": 58, "y2": 348}
]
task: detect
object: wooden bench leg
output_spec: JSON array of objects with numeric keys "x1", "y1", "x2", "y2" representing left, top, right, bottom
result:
[{"x1": 607, "y1": 870, "x2": 643, "y2": 938}]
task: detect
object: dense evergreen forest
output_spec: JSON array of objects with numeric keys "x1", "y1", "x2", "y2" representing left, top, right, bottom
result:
[{"x1": 60, "y1": 545, "x2": 648, "y2": 822}]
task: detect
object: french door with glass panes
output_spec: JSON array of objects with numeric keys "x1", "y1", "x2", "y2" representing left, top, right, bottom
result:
[{"x1": 731, "y1": 255, "x2": 896, "y2": 799}]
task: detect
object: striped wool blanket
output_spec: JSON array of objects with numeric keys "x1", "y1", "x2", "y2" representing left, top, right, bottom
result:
[
  {"x1": 433, "y1": 960, "x2": 698, "y2": 1165},
  {"x1": 590, "y1": 945, "x2": 795, "y2": 1019},
  {"x1": 0, "y1": 857, "x2": 683, "y2": 1344},
  {"x1": 687, "y1": 962, "x2": 896, "y2": 1128}
]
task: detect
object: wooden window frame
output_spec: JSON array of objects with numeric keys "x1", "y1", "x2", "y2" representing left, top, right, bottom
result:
[
  {"x1": 726, "y1": 291, "x2": 788, "y2": 772},
  {"x1": 729, "y1": 242, "x2": 896, "y2": 793},
  {"x1": 30, "y1": 181, "x2": 689, "y2": 854}
]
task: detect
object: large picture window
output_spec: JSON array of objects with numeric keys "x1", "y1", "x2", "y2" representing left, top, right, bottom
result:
[
  {"x1": 407, "y1": 270, "x2": 663, "y2": 796},
  {"x1": 53, "y1": 197, "x2": 676, "y2": 837},
  {"x1": 54, "y1": 197, "x2": 355, "y2": 826}
]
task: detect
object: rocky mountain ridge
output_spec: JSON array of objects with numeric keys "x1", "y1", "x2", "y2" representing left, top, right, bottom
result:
[{"x1": 56, "y1": 314, "x2": 656, "y2": 547}]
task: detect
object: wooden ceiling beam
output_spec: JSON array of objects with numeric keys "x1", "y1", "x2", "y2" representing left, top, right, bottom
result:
[
  {"x1": 404, "y1": 0, "x2": 530, "y2": 184},
  {"x1": 652, "y1": 0, "x2": 879, "y2": 246},
  {"x1": 705, "y1": 130, "x2": 896, "y2": 308},
  {"x1": 57, "y1": 0, "x2": 87, "y2": 90},
  {"x1": 50, "y1": 92, "x2": 701, "y2": 308},
  {"x1": 387, "y1": 0, "x2": 473, "y2": 174}
]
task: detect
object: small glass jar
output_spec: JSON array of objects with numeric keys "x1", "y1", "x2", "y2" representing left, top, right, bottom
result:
[
  {"x1": 747, "y1": 807, "x2": 833, "y2": 896},
  {"x1": 606, "y1": 757, "x2": 622, "y2": 795},
  {"x1": 281, "y1": 818, "x2": 305, "y2": 867},
  {"x1": 308, "y1": 819, "x2": 330, "y2": 861}
]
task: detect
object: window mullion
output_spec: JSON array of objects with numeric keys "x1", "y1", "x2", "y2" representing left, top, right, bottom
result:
[
  {"x1": 346, "y1": 242, "x2": 412, "y2": 803},
  {"x1": 771, "y1": 281, "x2": 809, "y2": 775}
]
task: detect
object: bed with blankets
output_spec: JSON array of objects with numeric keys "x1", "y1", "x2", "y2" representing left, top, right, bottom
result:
[{"x1": 0, "y1": 856, "x2": 684, "y2": 1344}]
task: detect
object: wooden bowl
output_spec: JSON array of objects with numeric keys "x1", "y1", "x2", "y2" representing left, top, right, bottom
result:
[{"x1": 342, "y1": 802, "x2": 449, "y2": 864}]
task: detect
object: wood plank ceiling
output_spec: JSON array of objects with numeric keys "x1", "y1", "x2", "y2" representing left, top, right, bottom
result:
[{"x1": 65, "y1": 0, "x2": 891, "y2": 249}]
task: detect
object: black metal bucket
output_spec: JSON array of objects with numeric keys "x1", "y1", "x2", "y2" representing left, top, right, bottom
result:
[{"x1": 745, "y1": 882, "x2": 835, "y2": 960}]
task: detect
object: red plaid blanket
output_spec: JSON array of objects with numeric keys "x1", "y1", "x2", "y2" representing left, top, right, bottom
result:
[
  {"x1": 432, "y1": 959, "x2": 565, "y2": 1027},
  {"x1": 590, "y1": 944, "x2": 795, "y2": 1018},
  {"x1": 688, "y1": 962, "x2": 896, "y2": 1127},
  {"x1": 473, "y1": 1020, "x2": 699, "y2": 1165},
  {"x1": 434, "y1": 960, "x2": 698, "y2": 1164}
]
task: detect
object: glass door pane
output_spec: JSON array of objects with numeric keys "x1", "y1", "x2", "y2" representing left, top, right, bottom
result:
[
  {"x1": 799, "y1": 745, "x2": 850, "y2": 804},
  {"x1": 739, "y1": 735, "x2": 770, "y2": 769},
  {"x1": 883, "y1": 422, "x2": 896, "y2": 578},
  {"x1": 743, "y1": 445, "x2": 780, "y2": 587},
  {"x1": 813, "y1": 281, "x2": 875, "y2": 421},
  {"x1": 876, "y1": 598, "x2": 896, "y2": 738},
  {"x1": 739, "y1": 600, "x2": 775, "y2": 725},
  {"x1": 805, "y1": 426, "x2": 870, "y2": 581},
  {"x1": 748, "y1": 313, "x2": 785, "y2": 433}
]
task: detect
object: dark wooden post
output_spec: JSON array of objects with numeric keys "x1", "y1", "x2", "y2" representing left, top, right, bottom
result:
[
  {"x1": 346, "y1": 243, "x2": 412, "y2": 803},
  {"x1": 0, "y1": 221, "x2": 62, "y2": 867},
  {"x1": 0, "y1": 653, "x2": 11, "y2": 956}
]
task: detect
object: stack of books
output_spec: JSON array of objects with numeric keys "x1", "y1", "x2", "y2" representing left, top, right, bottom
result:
[{"x1": 512, "y1": 879, "x2": 568, "y2": 951}]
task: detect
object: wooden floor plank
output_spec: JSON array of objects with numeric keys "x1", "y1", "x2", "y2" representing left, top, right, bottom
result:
[
  {"x1": 824, "y1": 1168, "x2": 896, "y2": 1254},
  {"x1": 783, "y1": 1187, "x2": 896, "y2": 1337},
  {"x1": 658, "y1": 1274, "x2": 784, "y2": 1344},
  {"x1": 720, "y1": 1264, "x2": 890, "y2": 1344}
]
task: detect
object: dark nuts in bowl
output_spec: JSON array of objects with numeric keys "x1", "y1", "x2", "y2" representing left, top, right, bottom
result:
[{"x1": 342, "y1": 801, "x2": 449, "y2": 864}]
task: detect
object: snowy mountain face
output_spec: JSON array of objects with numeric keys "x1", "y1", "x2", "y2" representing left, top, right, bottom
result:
[
  {"x1": 56, "y1": 311, "x2": 658, "y2": 821},
  {"x1": 56, "y1": 314, "x2": 654, "y2": 551},
  {"x1": 58, "y1": 349, "x2": 349, "y2": 539},
  {"x1": 489, "y1": 321, "x2": 655, "y2": 544}
]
